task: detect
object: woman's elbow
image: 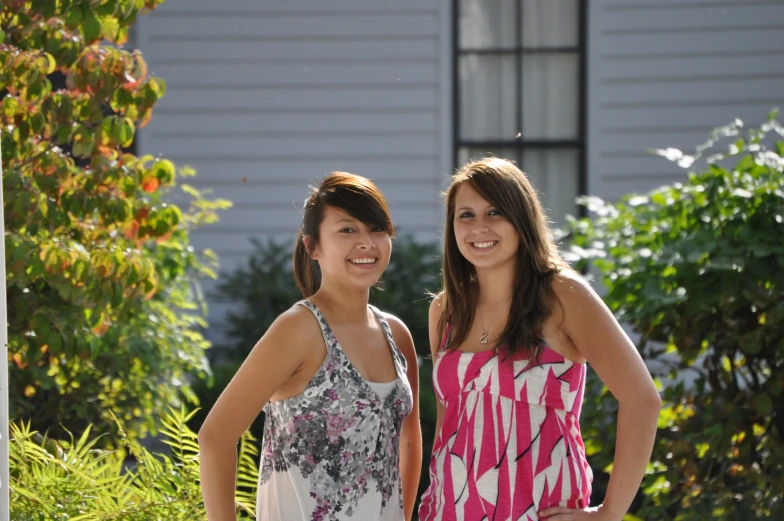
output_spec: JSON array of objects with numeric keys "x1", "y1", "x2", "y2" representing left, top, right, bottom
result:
[
  {"x1": 197, "y1": 423, "x2": 215, "y2": 448},
  {"x1": 642, "y1": 378, "x2": 663, "y2": 411},
  {"x1": 618, "y1": 386, "x2": 662, "y2": 415},
  {"x1": 636, "y1": 387, "x2": 663, "y2": 415},
  {"x1": 649, "y1": 390, "x2": 663, "y2": 410},
  {"x1": 198, "y1": 419, "x2": 230, "y2": 449}
]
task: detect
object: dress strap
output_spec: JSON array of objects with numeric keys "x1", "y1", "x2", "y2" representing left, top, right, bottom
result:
[
  {"x1": 369, "y1": 305, "x2": 407, "y2": 372},
  {"x1": 297, "y1": 300, "x2": 335, "y2": 353}
]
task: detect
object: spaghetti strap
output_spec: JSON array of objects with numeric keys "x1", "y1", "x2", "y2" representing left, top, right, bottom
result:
[
  {"x1": 297, "y1": 299, "x2": 333, "y2": 353},
  {"x1": 369, "y1": 305, "x2": 408, "y2": 373}
]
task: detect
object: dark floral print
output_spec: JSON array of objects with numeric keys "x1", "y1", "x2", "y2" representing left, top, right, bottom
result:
[{"x1": 258, "y1": 300, "x2": 412, "y2": 521}]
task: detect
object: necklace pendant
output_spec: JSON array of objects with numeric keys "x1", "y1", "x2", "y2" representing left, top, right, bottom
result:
[{"x1": 480, "y1": 331, "x2": 489, "y2": 344}]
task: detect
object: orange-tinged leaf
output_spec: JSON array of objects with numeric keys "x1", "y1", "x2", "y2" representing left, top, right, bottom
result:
[
  {"x1": 138, "y1": 109, "x2": 153, "y2": 128},
  {"x1": 92, "y1": 321, "x2": 110, "y2": 336},
  {"x1": 123, "y1": 220, "x2": 139, "y2": 239},
  {"x1": 141, "y1": 177, "x2": 159, "y2": 193},
  {"x1": 12, "y1": 353, "x2": 27, "y2": 369},
  {"x1": 155, "y1": 231, "x2": 173, "y2": 243},
  {"x1": 127, "y1": 52, "x2": 148, "y2": 85}
]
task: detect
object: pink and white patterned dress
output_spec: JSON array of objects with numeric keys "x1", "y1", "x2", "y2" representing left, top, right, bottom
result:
[{"x1": 419, "y1": 329, "x2": 592, "y2": 521}]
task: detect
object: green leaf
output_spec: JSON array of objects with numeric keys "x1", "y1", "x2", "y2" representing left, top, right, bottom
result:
[
  {"x1": 40, "y1": 53, "x2": 57, "y2": 75},
  {"x1": 153, "y1": 158, "x2": 176, "y2": 184},
  {"x1": 30, "y1": 112, "x2": 46, "y2": 134},
  {"x1": 3, "y1": 97, "x2": 19, "y2": 118},
  {"x1": 153, "y1": 217, "x2": 171, "y2": 236},
  {"x1": 47, "y1": 331, "x2": 64, "y2": 356},
  {"x1": 650, "y1": 191, "x2": 668, "y2": 206},
  {"x1": 160, "y1": 205, "x2": 182, "y2": 227},
  {"x1": 65, "y1": 7, "x2": 83, "y2": 28},
  {"x1": 42, "y1": 0, "x2": 59, "y2": 17},
  {"x1": 116, "y1": 117, "x2": 135, "y2": 147},
  {"x1": 100, "y1": 16, "x2": 121, "y2": 42},
  {"x1": 754, "y1": 395, "x2": 773, "y2": 416},
  {"x1": 100, "y1": 116, "x2": 115, "y2": 146},
  {"x1": 148, "y1": 76, "x2": 166, "y2": 98},
  {"x1": 72, "y1": 133, "x2": 95, "y2": 158},
  {"x1": 83, "y1": 9, "x2": 101, "y2": 42}
]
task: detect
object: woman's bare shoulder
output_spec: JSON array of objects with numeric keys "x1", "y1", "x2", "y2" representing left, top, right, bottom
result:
[{"x1": 264, "y1": 301, "x2": 323, "y2": 348}]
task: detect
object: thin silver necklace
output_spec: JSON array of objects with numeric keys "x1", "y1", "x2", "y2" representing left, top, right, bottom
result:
[{"x1": 478, "y1": 307, "x2": 489, "y2": 344}]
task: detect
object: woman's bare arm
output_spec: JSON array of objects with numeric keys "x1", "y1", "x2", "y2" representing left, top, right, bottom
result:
[
  {"x1": 540, "y1": 273, "x2": 661, "y2": 521},
  {"x1": 387, "y1": 315, "x2": 422, "y2": 521},
  {"x1": 427, "y1": 296, "x2": 446, "y2": 456},
  {"x1": 198, "y1": 305, "x2": 318, "y2": 521}
]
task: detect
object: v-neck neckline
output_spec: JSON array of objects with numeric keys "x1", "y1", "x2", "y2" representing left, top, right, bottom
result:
[{"x1": 306, "y1": 300, "x2": 402, "y2": 400}]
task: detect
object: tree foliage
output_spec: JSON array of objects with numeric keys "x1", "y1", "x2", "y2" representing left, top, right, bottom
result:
[
  {"x1": 567, "y1": 112, "x2": 784, "y2": 519},
  {"x1": 1, "y1": 0, "x2": 230, "y2": 441}
]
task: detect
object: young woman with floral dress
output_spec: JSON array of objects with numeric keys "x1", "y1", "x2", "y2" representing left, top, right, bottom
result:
[{"x1": 199, "y1": 172, "x2": 422, "y2": 521}]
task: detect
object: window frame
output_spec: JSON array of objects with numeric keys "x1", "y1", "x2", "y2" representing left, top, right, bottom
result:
[{"x1": 451, "y1": 0, "x2": 587, "y2": 217}]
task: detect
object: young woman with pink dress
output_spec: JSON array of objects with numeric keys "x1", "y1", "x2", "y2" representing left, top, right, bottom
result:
[{"x1": 418, "y1": 158, "x2": 661, "y2": 521}]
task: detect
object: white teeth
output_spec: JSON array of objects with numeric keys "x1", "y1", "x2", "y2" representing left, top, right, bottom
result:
[
  {"x1": 349, "y1": 258, "x2": 376, "y2": 264},
  {"x1": 473, "y1": 241, "x2": 496, "y2": 248}
]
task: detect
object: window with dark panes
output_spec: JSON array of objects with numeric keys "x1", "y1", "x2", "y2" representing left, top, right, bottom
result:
[{"x1": 455, "y1": 0, "x2": 585, "y2": 225}]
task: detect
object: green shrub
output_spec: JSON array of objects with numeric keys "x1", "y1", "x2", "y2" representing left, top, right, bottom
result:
[
  {"x1": 10, "y1": 408, "x2": 259, "y2": 521},
  {"x1": 1, "y1": 0, "x2": 229, "y2": 441},
  {"x1": 210, "y1": 239, "x2": 303, "y2": 363},
  {"x1": 207, "y1": 235, "x2": 440, "y2": 361},
  {"x1": 567, "y1": 111, "x2": 784, "y2": 520}
]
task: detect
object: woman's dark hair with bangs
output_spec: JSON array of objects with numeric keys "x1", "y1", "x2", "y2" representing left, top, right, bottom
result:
[
  {"x1": 439, "y1": 157, "x2": 570, "y2": 356},
  {"x1": 293, "y1": 171, "x2": 395, "y2": 297}
]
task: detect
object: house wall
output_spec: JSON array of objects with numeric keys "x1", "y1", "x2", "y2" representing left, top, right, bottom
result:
[
  {"x1": 587, "y1": 0, "x2": 784, "y2": 201},
  {"x1": 136, "y1": 0, "x2": 784, "y2": 340},
  {"x1": 135, "y1": 0, "x2": 453, "y2": 338}
]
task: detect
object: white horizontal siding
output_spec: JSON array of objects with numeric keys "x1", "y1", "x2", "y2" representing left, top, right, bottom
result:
[
  {"x1": 144, "y1": 13, "x2": 438, "y2": 38},
  {"x1": 146, "y1": 111, "x2": 437, "y2": 135},
  {"x1": 154, "y1": 87, "x2": 438, "y2": 111},
  {"x1": 147, "y1": 0, "x2": 434, "y2": 13},
  {"x1": 588, "y1": 0, "x2": 784, "y2": 201},
  {"x1": 135, "y1": 0, "x2": 451, "y2": 338},
  {"x1": 151, "y1": 62, "x2": 437, "y2": 87},
  {"x1": 170, "y1": 176, "x2": 446, "y2": 206},
  {"x1": 167, "y1": 157, "x2": 442, "y2": 183},
  {"x1": 601, "y1": 3, "x2": 783, "y2": 29},
  {"x1": 142, "y1": 135, "x2": 439, "y2": 158},
  {"x1": 148, "y1": 40, "x2": 437, "y2": 62}
]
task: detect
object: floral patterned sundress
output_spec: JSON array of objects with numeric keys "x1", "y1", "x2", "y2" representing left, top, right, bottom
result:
[{"x1": 257, "y1": 300, "x2": 413, "y2": 521}]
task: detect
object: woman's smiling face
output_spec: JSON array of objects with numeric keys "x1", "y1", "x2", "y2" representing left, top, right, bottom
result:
[
  {"x1": 452, "y1": 182, "x2": 519, "y2": 272},
  {"x1": 309, "y1": 205, "x2": 392, "y2": 290}
]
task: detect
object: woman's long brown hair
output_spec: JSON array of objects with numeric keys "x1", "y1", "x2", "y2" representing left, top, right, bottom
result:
[{"x1": 439, "y1": 158, "x2": 570, "y2": 356}]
